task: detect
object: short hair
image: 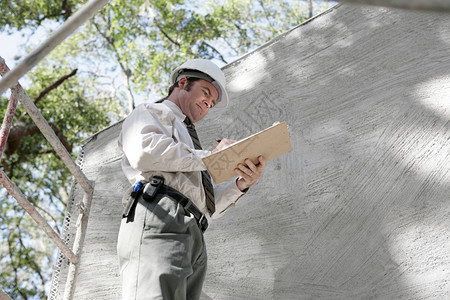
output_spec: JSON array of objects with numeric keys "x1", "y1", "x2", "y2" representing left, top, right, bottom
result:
[{"x1": 167, "y1": 77, "x2": 201, "y2": 97}]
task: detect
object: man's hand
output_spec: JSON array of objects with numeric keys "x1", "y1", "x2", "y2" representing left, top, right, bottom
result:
[
  {"x1": 235, "y1": 156, "x2": 267, "y2": 192},
  {"x1": 211, "y1": 138, "x2": 236, "y2": 153}
]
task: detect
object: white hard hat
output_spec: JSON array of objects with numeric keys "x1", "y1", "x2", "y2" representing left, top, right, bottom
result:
[{"x1": 170, "y1": 58, "x2": 229, "y2": 108}]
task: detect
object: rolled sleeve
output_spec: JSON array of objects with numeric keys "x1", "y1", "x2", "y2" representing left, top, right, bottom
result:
[{"x1": 210, "y1": 177, "x2": 247, "y2": 219}]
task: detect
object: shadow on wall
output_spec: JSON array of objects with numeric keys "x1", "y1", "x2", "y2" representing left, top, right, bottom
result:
[{"x1": 200, "y1": 4, "x2": 450, "y2": 299}]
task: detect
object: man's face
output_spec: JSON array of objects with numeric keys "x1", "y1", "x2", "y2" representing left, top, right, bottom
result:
[{"x1": 178, "y1": 77, "x2": 219, "y2": 123}]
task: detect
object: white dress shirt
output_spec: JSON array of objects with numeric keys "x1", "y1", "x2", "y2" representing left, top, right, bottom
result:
[{"x1": 118, "y1": 100, "x2": 245, "y2": 220}]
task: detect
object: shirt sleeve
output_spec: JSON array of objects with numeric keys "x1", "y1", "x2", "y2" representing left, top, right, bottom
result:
[
  {"x1": 119, "y1": 104, "x2": 210, "y2": 173},
  {"x1": 210, "y1": 177, "x2": 247, "y2": 219}
]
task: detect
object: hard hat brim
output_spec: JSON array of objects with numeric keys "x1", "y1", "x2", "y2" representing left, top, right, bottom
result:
[{"x1": 170, "y1": 59, "x2": 229, "y2": 108}]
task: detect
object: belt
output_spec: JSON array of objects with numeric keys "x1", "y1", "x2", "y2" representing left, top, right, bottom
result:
[
  {"x1": 156, "y1": 185, "x2": 208, "y2": 233},
  {"x1": 123, "y1": 178, "x2": 209, "y2": 232}
]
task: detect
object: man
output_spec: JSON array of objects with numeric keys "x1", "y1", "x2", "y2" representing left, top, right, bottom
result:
[{"x1": 117, "y1": 58, "x2": 266, "y2": 300}]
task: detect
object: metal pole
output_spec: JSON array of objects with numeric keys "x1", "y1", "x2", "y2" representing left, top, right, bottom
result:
[
  {"x1": 0, "y1": 58, "x2": 94, "y2": 196},
  {"x1": 63, "y1": 187, "x2": 94, "y2": 300},
  {"x1": 0, "y1": 57, "x2": 80, "y2": 263},
  {"x1": 0, "y1": 0, "x2": 109, "y2": 96},
  {"x1": 0, "y1": 1, "x2": 108, "y2": 298},
  {"x1": 0, "y1": 170, "x2": 78, "y2": 264},
  {"x1": 334, "y1": 0, "x2": 450, "y2": 11},
  {"x1": 0, "y1": 58, "x2": 20, "y2": 162},
  {"x1": 18, "y1": 85, "x2": 94, "y2": 195},
  {"x1": 0, "y1": 289, "x2": 14, "y2": 300}
]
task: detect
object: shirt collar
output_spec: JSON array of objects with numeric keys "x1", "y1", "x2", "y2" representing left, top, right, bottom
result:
[{"x1": 163, "y1": 100, "x2": 187, "y2": 123}]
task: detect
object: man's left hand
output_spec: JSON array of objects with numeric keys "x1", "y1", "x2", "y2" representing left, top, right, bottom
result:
[{"x1": 235, "y1": 156, "x2": 267, "y2": 192}]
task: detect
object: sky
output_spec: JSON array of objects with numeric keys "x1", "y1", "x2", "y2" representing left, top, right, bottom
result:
[
  {"x1": 0, "y1": 20, "x2": 227, "y2": 105},
  {"x1": 0, "y1": 33, "x2": 17, "y2": 68},
  {"x1": 0, "y1": 28, "x2": 48, "y2": 70},
  {"x1": 1, "y1": 26, "x2": 52, "y2": 98},
  {"x1": 0, "y1": 32, "x2": 21, "y2": 67},
  {"x1": 1, "y1": 31, "x2": 19, "y2": 99},
  {"x1": 0, "y1": 1, "x2": 338, "y2": 101}
]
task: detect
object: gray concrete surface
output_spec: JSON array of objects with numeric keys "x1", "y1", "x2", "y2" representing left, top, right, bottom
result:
[{"x1": 51, "y1": 3, "x2": 450, "y2": 299}]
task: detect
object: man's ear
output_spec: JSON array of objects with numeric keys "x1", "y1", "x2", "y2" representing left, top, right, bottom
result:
[{"x1": 177, "y1": 77, "x2": 187, "y2": 89}]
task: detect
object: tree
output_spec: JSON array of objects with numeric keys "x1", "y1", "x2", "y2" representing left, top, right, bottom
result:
[
  {"x1": 1, "y1": 52, "x2": 121, "y2": 299},
  {"x1": 70, "y1": 0, "x2": 332, "y2": 110},
  {"x1": 0, "y1": 0, "x2": 334, "y2": 298},
  {"x1": 0, "y1": 0, "x2": 80, "y2": 32}
]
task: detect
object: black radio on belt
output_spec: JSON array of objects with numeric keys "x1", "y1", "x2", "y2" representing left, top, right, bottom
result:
[{"x1": 143, "y1": 176, "x2": 164, "y2": 201}]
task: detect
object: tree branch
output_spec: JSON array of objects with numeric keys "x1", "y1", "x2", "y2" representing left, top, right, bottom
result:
[
  {"x1": 154, "y1": 19, "x2": 195, "y2": 56},
  {"x1": 258, "y1": 0, "x2": 278, "y2": 34},
  {"x1": 5, "y1": 123, "x2": 72, "y2": 158},
  {"x1": 50, "y1": 124, "x2": 73, "y2": 153},
  {"x1": 61, "y1": 0, "x2": 73, "y2": 20},
  {"x1": 7, "y1": 230, "x2": 28, "y2": 299},
  {"x1": 308, "y1": 0, "x2": 313, "y2": 19},
  {"x1": 92, "y1": 20, "x2": 136, "y2": 111},
  {"x1": 33, "y1": 68, "x2": 78, "y2": 106},
  {"x1": 201, "y1": 41, "x2": 228, "y2": 64},
  {"x1": 154, "y1": 20, "x2": 181, "y2": 47}
]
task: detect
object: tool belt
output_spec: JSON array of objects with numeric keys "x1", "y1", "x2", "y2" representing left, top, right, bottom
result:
[{"x1": 122, "y1": 176, "x2": 208, "y2": 232}]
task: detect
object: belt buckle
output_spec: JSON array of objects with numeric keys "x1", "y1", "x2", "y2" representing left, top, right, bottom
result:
[{"x1": 198, "y1": 215, "x2": 208, "y2": 232}]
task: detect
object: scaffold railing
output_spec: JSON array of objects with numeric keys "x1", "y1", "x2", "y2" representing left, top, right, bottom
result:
[
  {"x1": 0, "y1": 289, "x2": 14, "y2": 300},
  {"x1": 0, "y1": 0, "x2": 109, "y2": 299}
]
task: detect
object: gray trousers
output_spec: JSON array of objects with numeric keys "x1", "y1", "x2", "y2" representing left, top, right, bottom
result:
[{"x1": 117, "y1": 194, "x2": 207, "y2": 300}]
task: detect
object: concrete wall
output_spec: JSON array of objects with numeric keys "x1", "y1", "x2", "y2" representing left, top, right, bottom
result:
[{"x1": 51, "y1": 4, "x2": 450, "y2": 299}]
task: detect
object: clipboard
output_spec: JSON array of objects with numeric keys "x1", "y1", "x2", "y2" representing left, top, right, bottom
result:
[{"x1": 202, "y1": 122, "x2": 292, "y2": 184}]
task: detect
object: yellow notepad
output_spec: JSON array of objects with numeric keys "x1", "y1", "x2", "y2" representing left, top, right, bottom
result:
[{"x1": 202, "y1": 122, "x2": 293, "y2": 184}]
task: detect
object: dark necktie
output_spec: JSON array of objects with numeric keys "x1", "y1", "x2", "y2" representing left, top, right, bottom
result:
[{"x1": 184, "y1": 117, "x2": 216, "y2": 214}]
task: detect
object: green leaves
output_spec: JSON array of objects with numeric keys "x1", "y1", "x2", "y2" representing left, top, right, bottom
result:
[
  {"x1": 0, "y1": 0, "x2": 83, "y2": 31},
  {"x1": 1, "y1": 52, "x2": 116, "y2": 299},
  {"x1": 79, "y1": 0, "x2": 325, "y2": 105}
]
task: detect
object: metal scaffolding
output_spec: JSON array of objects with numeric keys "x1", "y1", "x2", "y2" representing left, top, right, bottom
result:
[
  {"x1": 0, "y1": 289, "x2": 14, "y2": 300},
  {"x1": 0, "y1": 0, "x2": 108, "y2": 299}
]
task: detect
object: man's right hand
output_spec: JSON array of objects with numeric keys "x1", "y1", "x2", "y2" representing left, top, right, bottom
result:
[{"x1": 211, "y1": 138, "x2": 236, "y2": 153}]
